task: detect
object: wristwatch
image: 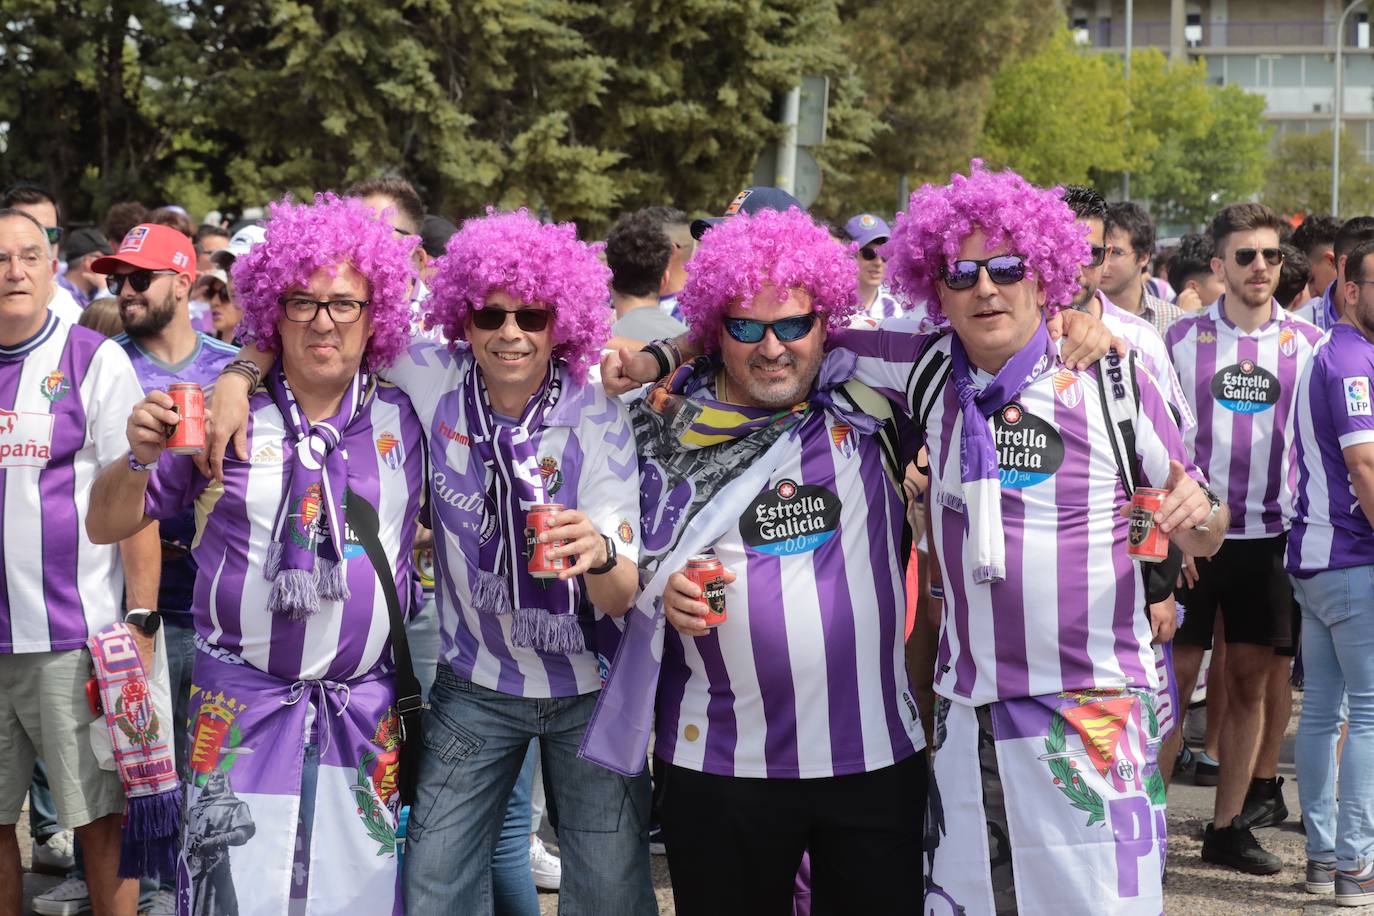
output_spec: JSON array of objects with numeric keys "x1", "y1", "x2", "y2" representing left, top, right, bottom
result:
[
  {"x1": 587, "y1": 534, "x2": 618, "y2": 575},
  {"x1": 124, "y1": 608, "x2": 161, "y2": 634},
  {"x1": 1196, "y1": 485, "x2": 1222, "y2": 532}
]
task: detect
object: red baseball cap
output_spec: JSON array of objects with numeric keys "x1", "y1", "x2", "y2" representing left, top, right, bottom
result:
[{"x1": 91, "y1": 223, "x2": 196, "y2": 279}]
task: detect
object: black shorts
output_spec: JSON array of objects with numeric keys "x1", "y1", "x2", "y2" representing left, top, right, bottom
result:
[{"x1": 1176, "y1": 533, "x2": 1297, "y2": 652}]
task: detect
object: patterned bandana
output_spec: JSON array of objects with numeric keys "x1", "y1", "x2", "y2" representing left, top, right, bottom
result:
[
  {"x1": 263, "y1": 367, "x2": 375, "y2": 619},
  {"x1": 947, "y1": 320, "x2": 1056, "y2": 583},
  {"x1": 461, "y1": 363, "x2": 583, "y2": 654}
]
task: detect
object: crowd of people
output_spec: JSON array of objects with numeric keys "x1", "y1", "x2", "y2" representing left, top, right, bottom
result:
[{"x1": 0, "y1": 160, "x2": 1370, "y2": 916}]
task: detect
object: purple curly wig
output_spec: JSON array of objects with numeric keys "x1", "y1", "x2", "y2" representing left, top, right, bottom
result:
[
  {"x1": 425, "y1": 208, "x2": 611, "y2": 382},
  {"x1": 884, "y1": 161, "x2": 1089, "y2": 323},
  {"x1": 231, "y1": 193, "x2": 418, "y2": 368},
  {"x1": 678, "y1": 207, "x2": 859, "y2": 352}
]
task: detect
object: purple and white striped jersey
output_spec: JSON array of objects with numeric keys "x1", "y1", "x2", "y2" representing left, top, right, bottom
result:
[
  {"x1": 1296, "y1": 282, "x2": 1340, "y2": 332},
  {"x1": 843, "y1": 328, "x2": 1200, "y2": 705},
  {"x1": 143, "y1": 380, "x2": 426, "y2": 681},
  {"x1": 654, "y1": 407, "x2": 925, "y2": 779},
  {"x1": 0, "y1": 311, "x2": 144, "y2": 654},
  {"x1": 1099, "y1": 293, "x2": 1195, "y2": 431},
  {"x1": 1165, "y1": 299, "x2": 1322, "y2": 538},
  {"x1": 1288, "y1": 323, "x2": 1374, "y2": 575},
  {"x1": 386, "y1": 342, "x2": 641, "y2": 699}
]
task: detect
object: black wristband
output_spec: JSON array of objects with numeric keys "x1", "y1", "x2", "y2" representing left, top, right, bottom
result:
[{"x1": 640, "y1": 344, "x2": 670, "y2": 382}]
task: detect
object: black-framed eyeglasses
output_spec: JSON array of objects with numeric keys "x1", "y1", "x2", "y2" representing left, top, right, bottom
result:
[
  {"x1": 45, "y1": 227, "x2": 63, "y2": 245},
  {"x1": 1087, "y1": 245, "x2": 1107, "y2": 267},
  {"x1": 470, "y1": 307, "x2": 551, "y2": 333},
  {"x1": 106, "y1": 269, "x2": 177, "y2": 296},
  {"x1": 859, "y1": 246, "x2": 884, "y2": 261},
  {"x1": 279, "y1": 296, "x2": 369, "y2": 323},
  {"x1": 940, "y1": 255, "x2": 1029, "y2": 290},
  {"x1": 723, "y1": 313, "x2": 818, "y2": 344},
  {"x1": 1234, "y1": 247, "x2": 1283, "y2": 268}
]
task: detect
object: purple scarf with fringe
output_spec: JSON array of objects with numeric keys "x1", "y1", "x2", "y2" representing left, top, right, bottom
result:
[
  {"x1": 263, "y1": 367, "x2": 373, "y2": 618},
  {"x1": 462, "y1": 362, "x2": 583, "y2": 654}
]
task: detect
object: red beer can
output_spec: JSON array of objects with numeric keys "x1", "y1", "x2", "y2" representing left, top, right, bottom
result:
[
  {"x1": 166, "y1": 382, "x2": 205, "y2": 455},
  {"x1": 1127, "y1": 487, "x2": 1169, "y2": 563},
  {"x1": 526, "y1": 504, "x2": 570, "y2": 579},
  {"x1": 686, "y1": 553, "x2": 727, "y2": 627}
]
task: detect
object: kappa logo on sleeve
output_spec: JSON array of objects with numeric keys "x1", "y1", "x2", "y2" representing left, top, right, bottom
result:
[
  {"x1": 0, "y1": 407, "x2": 55, "y2": 468},
  {"x1": 1346, "y1": 376, "x2": 1372, "y2": 417}
]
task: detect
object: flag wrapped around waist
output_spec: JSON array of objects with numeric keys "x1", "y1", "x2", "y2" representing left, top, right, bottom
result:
[{"x1": 87, "y1": 622, "x2": 181, "y2": 880}]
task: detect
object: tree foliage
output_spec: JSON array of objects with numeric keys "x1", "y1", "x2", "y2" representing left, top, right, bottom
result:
[{"x1": 1264, "y1": 127, "x2": 1374, "y2": 219}]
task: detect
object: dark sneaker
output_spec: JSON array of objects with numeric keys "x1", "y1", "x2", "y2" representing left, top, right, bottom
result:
[
  {"x1": 1194, "y1": 755, "x2": 1220, "y2": 787},
  {"x1": 648, "y1": 822, "x2": 666, "y2": 856},
  {"x1": 1237, "y1": 776, "x2": 1290, "y2": 830},
  {"x1": 1174, "y1": 746, "x2": 1194, "y2": 778},
  {"x1": 1336, "y1": 861, "x2": 1374, "y2": 906},
  {"x1": 1307, "y1": 860, "x2": 1337, "y2": 895},
  {"x1": 1202, "y1": 819, "x2": 1283, "y2": 875}
]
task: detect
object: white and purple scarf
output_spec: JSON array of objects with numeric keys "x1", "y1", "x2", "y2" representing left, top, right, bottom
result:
[
  {"x1": 461, "y1": 363, "x2": 583, "y2": 654},
  {"x1": 946, "y1": 320, "x2": 1057, "y2": 584},
  {"x1": 263, "y1": 367, "x2": 374, "y2": 619}
]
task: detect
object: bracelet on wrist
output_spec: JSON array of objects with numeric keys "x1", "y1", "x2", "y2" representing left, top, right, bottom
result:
[
  {"x1": 640, "y1": 344, "x2": 670, "y2": 382},
  {"x1": 928, "y1": 582, "x2": 945, "y2": 599},
  {"x1": 127, "y1": 450, "x2": 159, "y2": 472}
]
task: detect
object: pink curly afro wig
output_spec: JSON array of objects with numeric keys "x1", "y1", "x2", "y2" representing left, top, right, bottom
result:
[
  {"x1": 884, "y1": 161, "x2": 1088, "y2": 322},
  {"x1": 231, "y1": 193, "x2": 418, "y2": 368},
  {"x1": 678, "y1": 207, "x2": 858, "y2": 352},
  {"x1": 425, "y1": 208, "x2": 611, "y2": 382}
]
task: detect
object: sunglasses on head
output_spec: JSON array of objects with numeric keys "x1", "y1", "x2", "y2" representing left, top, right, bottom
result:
[
  {"x1": 723, "y1": 313, "x2": 818, "y2": 344},
  {"x1": 1233, "y1": 247, "x2": 1284, "y2": 268},
  {"x1": 470, "y1": 306, "x2": 551, "y2": 333},
  {"x1": 940, "y1": 255, "x2": 1029, "y2": 290},
  {"x1": 106, "y1": 269, "x2": 177, "y2": 296}
]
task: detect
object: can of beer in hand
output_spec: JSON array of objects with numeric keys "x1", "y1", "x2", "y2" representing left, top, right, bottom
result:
[
  {"x1": 526, "y1": 504, "x2": 570, "y2": 579},
  {"x1": 1127, "y1": 487, "x2": 1169, "y2": 563},
  {"x1": 166, "y1": 382, "x2": 205, "y2": 454},
  {"x1": 686, "y1": 553, "x2": 728, "y2": 627}
]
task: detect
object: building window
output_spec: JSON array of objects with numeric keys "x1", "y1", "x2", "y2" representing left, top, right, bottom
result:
[
  {"x1": 1186, "y1": 12, "x2": 1202, "y2": 47},
  {"x1": 1358, "y1": 13, "x2": 1370, "y2": 49},
  {"x1": 1072, "y1": 15, "x2": 1090, "y2": 45}
]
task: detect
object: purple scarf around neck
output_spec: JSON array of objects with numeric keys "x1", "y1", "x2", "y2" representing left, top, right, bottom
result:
[
  {"x1": 262, "y1": 367, "x2": 373, "y2": 618},
  {"x1": 947, "y1": 320, "x2": 1056, "y2": 583}
]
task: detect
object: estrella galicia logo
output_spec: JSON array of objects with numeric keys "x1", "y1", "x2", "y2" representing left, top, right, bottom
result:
[
  {"x1": 993, "y1": 403, "x2": 1065, "y2": 489},
  {"x1": 739, "y1": 478, "x2": 841, "y2": 556},
  {"x1": 1210, "y1": 359, "x2": 1279, "y2": 414}
]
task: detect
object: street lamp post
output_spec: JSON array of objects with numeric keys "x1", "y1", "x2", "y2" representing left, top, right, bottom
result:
[{"x1": 1333, "y1": 0, "x2": 1366, "y2": 216}]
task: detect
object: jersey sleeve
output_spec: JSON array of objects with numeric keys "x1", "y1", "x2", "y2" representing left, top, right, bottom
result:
[
  {"x1": 576, "y1": 394, "x2": 642, "y2": 566},
  {"x1": 829, "y1": 320, "x2": 937, "y2": 415},
  {"x1": 1133, "y1": 361, "x2": 1206, "y2": 490},
  {"x1": 86, "y1": 341, "x2": 146, "y2": 467},
  {"x1": 1321, "y1": 357, "x2": 1374, "y2": 450},
  {"x1": 380, "y1": 341, "x2": 461, "y2": 420},
  {"x1": 143, "y1": 453, "x2": 210, "y2": 521}
]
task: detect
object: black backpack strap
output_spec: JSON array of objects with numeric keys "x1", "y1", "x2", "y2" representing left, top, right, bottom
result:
[
  {"x1": 345, "y1": 488, "x2": 424, "y2": 808},
  {"x1": 907, "y1": 341, "x2": 952, "y2": 436}
]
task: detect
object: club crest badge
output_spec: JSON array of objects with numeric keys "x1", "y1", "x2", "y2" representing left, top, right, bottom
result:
[
  {"x1": 114, "y1": 678, "x2": 160, "y2": 747},
  {"x1": 617, "y1": 519, "x2": 634, "y2": 544},
  {"x1": 350, "y1": 709, "x2": 402, "y2": 856},
  {"x1": 375, "y1": 432, "x2": 402, "y2": 470},
  {"x1": 830, "y1": 422, "x2": 855, "y2": 457},
  {"x1": 188, "y1": 689, "x2": 250, "y2": 786},
  {"x1": 290, "y1": 483, "x2": 323, "y2": 548},
  {"x1": 39, "y1": 370, "x2": 69, "y2": 403},
  {"x1": 1052, "y1": 369, "x2": 1082, "y2": 409},
  {"x1": 539, "y1": 456, "x2": 562, "y2": 496},
  {"x1": 1041, "y1": 691, "x2": 1164, "y2": 828}
]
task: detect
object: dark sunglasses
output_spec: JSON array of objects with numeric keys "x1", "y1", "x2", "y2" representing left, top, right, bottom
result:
[
  {"x1": 45, "y1": 227, "x2": 63, "y2": 245},
  {"x1": 1233, "y1": 247, "x2": 1283, "y2": 268},
  {"x1": 940, "y1": 255, "x2": 1029, "y2": 290},
  {"x1": 470, "y1": 307, "x2": 551, "y2": 333},
  {"x1": 1087, "y1": 245, "x2": 1107, "y2": 268},
  {"x1": 859, "y1": 246, "x2": 884, "y2": 261},
  {"x1": 106, "y1": 269, "x2": 177, "y2": 295},
  {"x1": 723, "y1": 313, "x2": 818, "y2": 344}
]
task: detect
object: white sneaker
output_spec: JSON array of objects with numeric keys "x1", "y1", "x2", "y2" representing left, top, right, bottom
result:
[
  {"x1": 31, "y1": 828, "x2": 75, "y2": 874},
  {"x1": 31, "y1": 876, "x2": 90, "y2": 916},
  {"x1": 530, "y1": 836, "x2": 561, "y2": 891},
  {"x1": 146, "y1": 888, "x2": 177, "y2": 916}
]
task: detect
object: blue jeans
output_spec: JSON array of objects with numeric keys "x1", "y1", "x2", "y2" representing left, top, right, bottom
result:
[
  {"x1": 1294, "y1": 565, "x2": 1374, "y2": 870},
  {"x1": 28, "y1": 759, "x2": 57, "y2": 841},
  {"x1": 403, "y1": 665, "x2": 654, "y2": 916},
  {"x1": 492, "y1": 742, "x2": 539, "y2": 916}
]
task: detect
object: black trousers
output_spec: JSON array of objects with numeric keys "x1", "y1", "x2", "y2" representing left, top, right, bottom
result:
[{"x1": 658, "y1": 752, "x2": 928, "y2": 916}]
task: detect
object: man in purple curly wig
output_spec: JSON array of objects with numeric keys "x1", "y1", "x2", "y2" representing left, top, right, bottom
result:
[
  {"x1": 88, "y1": 193, "x2": 429, "y2": 916},
  {"x1": 584, "y1": 206, "x2": 930, "y2": 914},
  {"x1": 197, "y1": 206, "x2": 652, "y2": 913}
]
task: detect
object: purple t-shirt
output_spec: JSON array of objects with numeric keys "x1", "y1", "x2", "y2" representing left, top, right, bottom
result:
[{"x1": 1288, "y1": 323, "x2": 1374, "y2": 575}]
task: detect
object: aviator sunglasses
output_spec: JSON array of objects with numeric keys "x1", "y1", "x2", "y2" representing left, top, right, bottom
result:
[
  {"x1": 723, "y1": 313, "x2": 818, "y2": 344},
  {"x1": 106, "y1": 269, "x2": 178, "y2": 296},
  {"x1": 940, "y1": 255, "x2": 1029, "y2": 290},
  {"x1": 1233, "y1": 247, "x2": 1284, "y2": 268},
  {"x1": 470, "y1": 306, "x2": 551, "y2": 333}
]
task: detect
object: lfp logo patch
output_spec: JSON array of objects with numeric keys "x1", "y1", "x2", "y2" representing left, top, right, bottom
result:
[{"x1": 1346, "y1": 376, "x2": 1372, "y2": 417}]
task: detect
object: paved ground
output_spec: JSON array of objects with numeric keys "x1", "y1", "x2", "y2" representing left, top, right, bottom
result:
[{"x1": 17, "y1": 699, "x2": 1341, "y2": 914}]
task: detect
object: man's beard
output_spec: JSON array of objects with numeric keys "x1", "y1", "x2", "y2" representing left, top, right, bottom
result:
[{"x1": 121, "y1": 291, "x2": 176, "y2": 338}]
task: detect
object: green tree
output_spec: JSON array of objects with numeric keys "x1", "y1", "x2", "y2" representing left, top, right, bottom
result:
[
  {"x1": 1264, "y1": 127, "x2": 1374, "y2": 218},
  {"x1": 978, "y1": 29, "x2": 1132, "y2": 186}
]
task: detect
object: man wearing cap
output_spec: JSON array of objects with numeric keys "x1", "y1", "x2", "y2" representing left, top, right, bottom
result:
[
  {"x1": 59, "y1": 229, "x2": 115, "y2": 309},
  {"x1": 0, "y1": 206, "x2": 151, "y2": 916},
  {"x1": 689, "y1": 186, "x2": 806, "y2": 242},
  {"x1": 87, "y1": 194, "x2": 427, "y2": 916},
  {"x1": 844, "y1": 213, "x2": 903, "y2": 323}
]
